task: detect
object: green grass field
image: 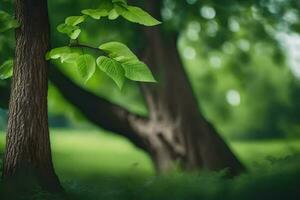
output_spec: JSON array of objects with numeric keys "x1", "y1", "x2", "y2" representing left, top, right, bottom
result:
[
  {"x1": 1, "y1": 129, "x2": 300, "y2": 179},
  {"x1": 1, "y1": 129, "x2": 300, "y2": 199}
]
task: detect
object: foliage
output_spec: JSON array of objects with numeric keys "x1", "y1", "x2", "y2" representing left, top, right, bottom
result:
[
  {"x1": 0, "y1": 10, "x2": 19, "y2": 33},
  {"x1": 0, "y1": 60, "x2": 13, "y2": 80},
  {"x1": 1, "y1": 0, "x2": 300, "y2": 139},
  {"x1": 0, "y1": 10, "x2": 18, "y2": 80},
  {"x1": 47, "y1": 0, "x2": 159, "y2": 88}
]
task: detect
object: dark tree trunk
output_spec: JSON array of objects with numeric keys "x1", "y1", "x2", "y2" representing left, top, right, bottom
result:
[
  {"x1": 132, "y1": 0, "x2": 244, "y2": 175},
  {"x1": 2, "y1": 0, "x2": 62, "y2": 193},
  {"x1": 49, "y1": 66, "x2": 148, "y2": 151},
  {"x1": 139, "y1": 29, "x2": 243, "y2": 175},
  {"x1": 48, "y1": 34, "x2": 244, "y2": 176},
  {"x1": 47, "y1": 0, "x2": 245, "y2": 175}
]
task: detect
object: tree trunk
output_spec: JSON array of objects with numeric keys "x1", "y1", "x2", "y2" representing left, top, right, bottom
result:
[
  {"x1": 2, "y1": 0, "x2": 62, "y2": 193},
  {"x1": 138, "y1": 29, "x2": 243, "y2": 175},
  {"x1": 48, "y1": 34, "x2": 244, "y2": 176},
  {"x1": 49, "y1": 66, "x2": 148, "y2": 151},
  {"x1": 37, "y1": 0, "x2": 244, "y2": 176},
  {"x1": 133, "y1": 0, "x2": 244, "y2": 175}
]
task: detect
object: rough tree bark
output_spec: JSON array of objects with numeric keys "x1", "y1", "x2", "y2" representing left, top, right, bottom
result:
[
  {"x1": 2, "y1": 0, "x2": 62, "y2": 192},
  {"x1": 1, "y1": 0, "x2": 245, "y2": 176}
]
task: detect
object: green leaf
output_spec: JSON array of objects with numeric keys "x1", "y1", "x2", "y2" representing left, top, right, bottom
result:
[
  {"x1": 57, "y1": 24, "x2": 81, "y2": 39},
  {"x1": 98, "y1": 41, "x2": 156, "y2": 83},
  {"x1": 108, "y1": 9, "x2": 120, "y2": 20},
  {"x1": 70, "y1": 29, "x2": 81, "y2": 39},
  {"x1": 0, "y1": 11, "x2": 11, "y2": 21},
  {"x1": 46, "y1": 46, "x2": 71, "y2": 60},
  {"x1": 76, "y1": 54, "x2": 96, "y2": 83},
  {"x1": 99, "y1": 41, "x2": 138, "y2": 62},
  {"x1": 119, "y1": 6, "x2": 161, "y2": 26},
  {"x1": 96, "y1": 56, "x2": 125, "y2": 89},
  {"x1": 122, "y1": 60, "x2": 156, "y2": 82},
  {"x1": 0, "y1": 60, "x2": 13, "y2": 80},
  {"x1": 61, "y1": 53, "x2": 79, "y2": 63},
  {"x1": 65, "y1": 15, "x2": 86, "y2": 26},
  {"x1": 0, "y1": 11, "x2": 20, "y2": 32},
  {"x1": 82, "y1": 8, "x2": 109, "y2": 20},
  {"x1": 46, "y1": 46, "x2": 79, "y2": 63}
]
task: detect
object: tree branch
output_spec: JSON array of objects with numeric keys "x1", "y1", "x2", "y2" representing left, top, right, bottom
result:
[
  {"x1": 49, "y1": 65, "x2": 149, "y2": 151},
  {"x1": 69, "y1": 44, "x2": 102, "y2": 53}
]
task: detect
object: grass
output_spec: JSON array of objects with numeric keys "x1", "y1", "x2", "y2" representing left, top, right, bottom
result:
[{"x1": 1, "y1": 128, "x2": 300, "y2": 199}]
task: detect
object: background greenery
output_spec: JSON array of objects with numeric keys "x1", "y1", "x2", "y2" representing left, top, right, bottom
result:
[
  {"x1": 1, "y1": 0, "x2": 300, "y2": 139},
  {"x1": 1, "y1": 0, "x2": 300, "y2": 199}
]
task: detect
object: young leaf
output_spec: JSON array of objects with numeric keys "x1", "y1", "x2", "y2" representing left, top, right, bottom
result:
[
  {"x1": 99, "y1": 41, "x2": 138, "y2": 62},
  {"x1": 0, "y1": 60, "x2": 13, "y2": 80},
  {"x1": 76, "y1": 54, "x2": 96, "y2": 83},
  {"x1": 65, "y1": 15, "x2": 86, "y2": 26},
  {"x1": 82, "y1": 9, "x2": 109, "y2": 20},
  {"x1": 57, "y1": 24, "x2": 81, "y2": 39},
  {"x1": 122, "y1": 60, "x2": 156, "y2": 82},
  {"x1": 119, "y1": 6, "x2": 161, "y2": 26},
  {"x1": 61, "y1": 53, "x2": 79, "y2": 64},
  {"x1": 108, "y1": 9, "x2": 120, "y2": 20},
  {"x1": 46, "y1": 46, "x2": 71, "y2": 60},
  {"x1": 96, "y1": 56, "x2": 125, "y2": 89}
]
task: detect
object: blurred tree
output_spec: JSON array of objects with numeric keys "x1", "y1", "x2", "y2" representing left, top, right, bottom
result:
[
  {"x1": 2, "y1": 0, "x2": 300, "y2": 175},
  {"x1": 49, "y1": 0, "x2": 244, "y2": 175}
]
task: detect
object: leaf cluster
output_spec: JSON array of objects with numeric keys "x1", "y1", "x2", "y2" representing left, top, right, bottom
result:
[
  {"x1": 49, "y1": 0, "x2": 160, "y2": 89},
  {"x1": 0, "y1": 10, "x2": 19, "y2": 80}
]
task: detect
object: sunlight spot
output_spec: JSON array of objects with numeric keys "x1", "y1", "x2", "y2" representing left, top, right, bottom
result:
[
  {"x1": 200, "y1": 6, "x2": 216, "y2": 20},
  {"x1": 206, "y1": 20, "x2": 219, "y2": 37},
  {"x1": 251, "y1": 6, "x2": 260, "y2": 20},
  {"x1": 187, "y1": 21, "x2": 201, "y2": 41},
  {"x1": 162, "y1": 8, "x2": 173, "y2": 20},
  {"x1": 238, "y1": 39, "x2": 250, "y2": 52},
  {"x1": 209, "y1": 55, "x2": 222, "y2": 69},
  {"x1": 228, "y1": 17, "x2": 240, "y2": 32},
  {"x1": 283, "y1": 9, "x2": 299, "y2": 24},
  {"x1": 226, "y1": 90, "x2": 241, "y2": 106},
  {"x1": 183, "y1": 47, "x2": 196, "y2": 60},
  {"x1": 277, "y1": 32, "x2": 300, "y2": 78}
]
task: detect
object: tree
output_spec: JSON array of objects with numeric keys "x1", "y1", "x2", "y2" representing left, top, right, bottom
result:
[
  {"x1": 47, "y1": 0, "x2": 245, "y2": 175},
  {"x1": 0, "y1": 0, "x2": 160, "y2": 193},
  {"x1": 1, "y1": 0, "x2": 62, "y2": 192},
  {"x1": 48, "y1": 0, "x2": 300, "y2": 174},
  {"x1": 0, "y1": 0, "x2": 299, "y2": 177}
]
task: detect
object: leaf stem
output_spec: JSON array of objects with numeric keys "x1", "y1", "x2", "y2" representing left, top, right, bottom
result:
[{"x1": 69, "y1": 44, "x2": 103, "y2": 53}]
